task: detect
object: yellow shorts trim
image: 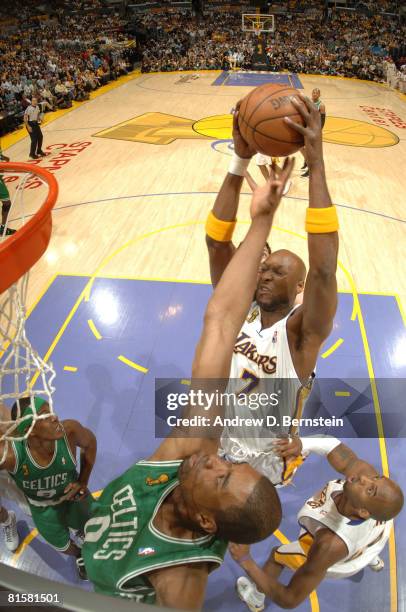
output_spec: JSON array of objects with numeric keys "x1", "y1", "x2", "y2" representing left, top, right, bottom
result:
[{"x1": 275, "y1": 533, "x2": 314, "y2": 570}]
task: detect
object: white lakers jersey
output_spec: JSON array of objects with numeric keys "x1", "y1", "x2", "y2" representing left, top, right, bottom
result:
[
  {"x1": 219, "y1": 302, "x2": 311, "y2": 485},
  {"x1": 298, "y1": 479, "x2": 392, "y2": 576}
]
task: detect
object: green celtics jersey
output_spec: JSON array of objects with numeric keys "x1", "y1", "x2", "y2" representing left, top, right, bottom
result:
[
  {"x1": 82, "y1": 460, "x2": 227, "y2": 604},
  {"x1": 314, "y1": 99, "x2": 323, "y2": 111},
  {"x1": 9, "y1": 428, "x2": 78, "y2": 506}
]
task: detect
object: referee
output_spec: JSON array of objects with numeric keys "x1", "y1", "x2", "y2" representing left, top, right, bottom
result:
[{"x1": 24, "y1": 98, "x2": 46, "y2": 160}]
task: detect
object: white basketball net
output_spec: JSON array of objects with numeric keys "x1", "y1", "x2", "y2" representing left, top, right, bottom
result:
[{"x1": 0, "y1": 167, "x2": 56, "y2": 464}]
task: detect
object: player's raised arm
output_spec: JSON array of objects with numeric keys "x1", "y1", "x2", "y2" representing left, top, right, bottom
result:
[
  {"x1": 230, "y1": 534, "x2": 346, "y2": 609},
  {"x1": 63, "y1": 420, "x2": 97, "y2": 501},
  {"x1": 275, "y1": 435, "x2": 381, "y2": 475},
  {"x1": 206, "y1": 102, "x2": 256, "y2": 287},
  {"x1": 152, "y1": 160, "x2": 294, "y2": 461},
  {"x1": 285, "y1": 94, "x2": 338, "y2": 378}
]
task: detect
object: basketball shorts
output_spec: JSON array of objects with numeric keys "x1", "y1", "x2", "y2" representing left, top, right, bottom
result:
[
  {"x1": 255, "y1": 153, "x2": 280, "y2": 166},
  {"x1": 219, "y1": 442, "x2": 304, "y2": 487},
  {"x1": 29, "y1": 495, "x2": 96, "y2": 551},
  {"x1": 0, "y1": 177, "x2": 10, "y2": 201},
  {"x1": 275, "y1": 521, "x2": 392, "y2": 579}
]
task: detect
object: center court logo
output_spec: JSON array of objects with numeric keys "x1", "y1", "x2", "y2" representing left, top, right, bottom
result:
[{"x1": 93, "y1": 113, "x2": 399, "y2": 148}]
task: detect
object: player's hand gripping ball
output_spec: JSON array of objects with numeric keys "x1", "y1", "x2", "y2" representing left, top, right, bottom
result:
[{"x1": 238, "y1": 83, "x2": 305, "y2": 157}]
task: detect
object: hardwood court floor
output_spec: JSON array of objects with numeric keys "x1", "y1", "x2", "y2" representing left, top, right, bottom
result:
[{"x1": 2, "y1": 70, "x2": 406, "y2": 312}]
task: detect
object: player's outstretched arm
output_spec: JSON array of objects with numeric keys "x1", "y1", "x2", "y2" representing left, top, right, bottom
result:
[
  {"x1": 274, "y1": 436, "x2": 377, "y2": 479},
  {"x1": 196, "y1": 158, "x2": 294, "y2": 379},
  {"x1": 326, "y1": 442, "x2": 379, "y2": 477},
  {"x1": 286, "y1": 94, "x2": 338, "y2": 380},
  {"x1": 63, "y1": 420, "x2": 97, "y2": 501},
  {"x1": 206, "y1": 101, "x2": 256, "y2": 287},
  {"x1": 151, "y1": 162, "x2": 294, "y2": 461},
  {"x1": 230, "y1": 530, "x2": 347, "y2": 609}
]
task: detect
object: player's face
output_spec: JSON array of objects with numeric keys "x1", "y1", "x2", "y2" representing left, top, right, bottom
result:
[
  {"x1": 256, "y1": 252, "x2": 299, "y2": 311},
  {"x1": 179, "y1": 452, "x2": 261, "y2": 532},
  {"x1": 32, "y1": 404, "x2": 64, "y2": 441},
  {"x1": 344, "y1": 471, "x2": 391, "y2": 518},
  {"x1": 312, "y1": 89, "x2": 320, "y2": 102}
]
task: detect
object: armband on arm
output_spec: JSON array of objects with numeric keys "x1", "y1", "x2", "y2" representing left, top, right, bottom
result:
[
  {"x1": 300, "y1": 436, "x2": 341, "y2": 457},
  {"x1": 228, "y1": 152, "x2": 251, "y2": 177},
  {"x1": 205, "y1": 211, "x2": 236, "y2": 242},
  {"x1": 305, "y1": 206, "x2": 339, "y2": 233}
]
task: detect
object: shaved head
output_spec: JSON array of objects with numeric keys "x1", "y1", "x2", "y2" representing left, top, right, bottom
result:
[
  {"x1": 271, "y1": 249, "x2": 306, "y2": 282},
  {"x1": 256, "y1": 249, "x2": 306, "y2": 312},
  {"x1": 345, "y1": 472, "x2": 404, "y2": 522},
  {"x1": 369, "y1": 478, "x2": 404, "y2": 522}
]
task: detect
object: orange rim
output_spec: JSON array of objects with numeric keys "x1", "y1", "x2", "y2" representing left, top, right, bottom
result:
[{"x1": 0, "y1": 163, "x2": 58, "y2": 293}]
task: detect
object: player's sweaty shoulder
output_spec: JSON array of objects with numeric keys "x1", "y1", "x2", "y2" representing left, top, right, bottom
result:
[
  {"x1": 311, "y1": 527, "x2": 348, "y2": 566},
  {"x1": 147, "y1": 561, "x2": 209, "y2": 609}
]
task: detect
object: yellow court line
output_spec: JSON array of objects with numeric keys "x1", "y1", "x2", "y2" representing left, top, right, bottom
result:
[
  {"x1": 0, "y1": 273, "x2": 59, "y2": 359},
  {"x1": 60, "y1": 272, "x2": 211, "y2": 285},
  {"x1": 394, "y1": 295, "x2": 406, "y2": 327},
  {"x1": 88, "y1": 319, "x2": 102, "y2": 340},
  {"x1": 11, "y1": 528, "x2": 38, "y2": 566},
  {"x1": 83, "y1": 221, "x2": 205, "y2": 302},
  {"x1": 118, "y1": 355, "x2": 148, "y2": 374},
  {"x1": 274, "y1": 530, "x2": 319, "y2": 612},
  {"x1": 338, "y1": 290, "x2": 402, "y2": 296},
  {"x1": 181, "y1": 379, "x2": 191, "y2": 386},
  {"x1": 339, "y1": 263, "x2": 397, "y2": 612},
  {"x1": 26, "y1": 273, "x2": 59, "y2": 318},
  {"x1": 1, "y1": 70, "x2": 141, "y2": 151},
  {"x1": 63, "y1": 366, "x2": 78, "y2": 372},
  {"x1": 321, "y1": 338, "x2": 344, "y2": 359},
  {"x1": 57, "y1": 273, "x2": 400, "y2": 298},
  {"x1": 29, "y1": 284, "x2": 91, "y2": 388},
  {"x1": 27, "y1": 223, "x2": 206, "y2": 393},
  {"x1": 334, "y1": 391, "x2": 351, "y2": 397}
]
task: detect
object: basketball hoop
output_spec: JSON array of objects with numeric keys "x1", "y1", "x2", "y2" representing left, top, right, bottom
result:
[
  {"x1": 254, "y1": 24, "x2": 263, "y2": 38},
  {"x1": 242, "y1": 13, "x2": 275, "y2": 34},
  {"x1": 0, "y1": 162, "x2": 58, "y2": 463},
  {"x1": 0, "y1": 163, "x2": 57, "y2": 293}
]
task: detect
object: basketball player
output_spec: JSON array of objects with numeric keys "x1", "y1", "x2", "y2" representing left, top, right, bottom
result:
[
  {"x1": 80, "y1": 163, "x2": 293, "y2": 608},
  {"x1": 0, "y1": 397, "x2": 97, "y2": 578},
  {"x1": 205, "y1": 93, "x2": 338, "y2": 487},
  {"x1": 0, "y1": 155, "x2": 16, "y2": 236},
  {"x1": 252, "y1": 153, "x2": 292, "y2": 195},
  {"x1": 230, "y1": 436, "x2": 404, "y2": 611},
  {"x1": 301, "y1": 88, "x2": 326, "y2": 178},
  {"x1": 0, "y1": 402, "x2": 20, "y2": 552}
]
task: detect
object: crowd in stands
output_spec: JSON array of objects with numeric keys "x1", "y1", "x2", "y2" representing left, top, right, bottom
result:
[
  {"x1": 1, "y1": 0, "x2": 405, "y2": 137},
  {"x1": 140, "y1": 2, "x2": 405, "y2": 82},
  {"x1": 0, "y1": 0, "x2": 136, "y2": 136}
]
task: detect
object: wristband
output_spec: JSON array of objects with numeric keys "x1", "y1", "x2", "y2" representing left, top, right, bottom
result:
[
  {"x1": 305, "y1": 206, "x2": 339, "y2": 233},
  {"x1": 228, "y1": 152, "x2": 251, "y2": 176},
  {"x1": 206, "y1": 210, "x2": 236, "y2": 242},
  {"x1": 300, "y1": 436, "x2": 341, "y2": 456}
]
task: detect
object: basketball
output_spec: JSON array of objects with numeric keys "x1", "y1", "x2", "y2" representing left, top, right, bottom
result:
[{"x1": 238, "y1": 83, "x2": 305, "y2": 157}]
